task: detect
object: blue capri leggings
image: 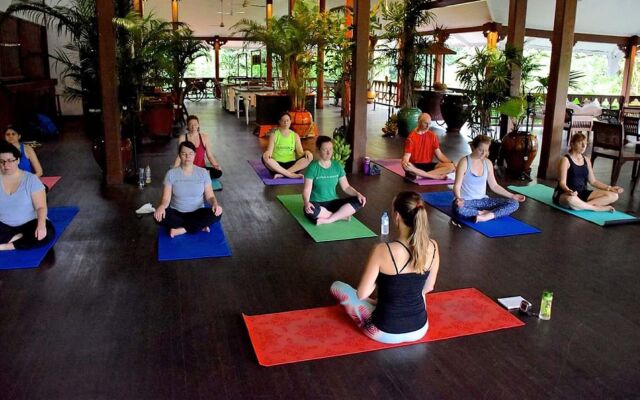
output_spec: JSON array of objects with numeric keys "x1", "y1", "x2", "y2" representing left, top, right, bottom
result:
[
  {"x1": 330, "y1": 281, "x2": 428, "y2": 344},
  {"x1": 453, "y1": 197, "x2": 519, "y2": 220}
]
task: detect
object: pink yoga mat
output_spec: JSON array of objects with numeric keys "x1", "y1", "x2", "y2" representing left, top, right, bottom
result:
[
  {"x1": 40, "y1": 176, "x2": 61, "y2": 189},
  {"x1": 373, "y1": 159, "x2": 453, "y2": 185},
  {"x1": 243, "y1": 288, "x2": 524, "y2": 366}
]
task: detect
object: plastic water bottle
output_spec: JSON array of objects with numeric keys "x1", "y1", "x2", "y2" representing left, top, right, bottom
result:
[
  {"x1": 145, "y1": 165, "x2": 151, "y2": 185},
  {"x1": 539, "y1": 290, "x2": 553, "y2": 320},
  {"x1": 363, "y1": 157, "x2": 371, "y2": 176},
  {"x1": 138, "y1": 168, "x2": 145, "y2": 189},
  {"x1": 381, "y1": 212, "x2": 389, "y2": 236}
]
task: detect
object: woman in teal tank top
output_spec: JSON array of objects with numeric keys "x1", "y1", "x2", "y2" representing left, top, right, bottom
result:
[{"x1": 262, "y1": 113, "x2": 313, "y2": 179}]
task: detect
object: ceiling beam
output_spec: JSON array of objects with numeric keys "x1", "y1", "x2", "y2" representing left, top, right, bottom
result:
[{"x1": 429, "y1": 0, "x2": 483, "y2": 8}]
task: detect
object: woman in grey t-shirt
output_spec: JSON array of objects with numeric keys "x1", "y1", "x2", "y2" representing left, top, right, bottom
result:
[
  {"x1": 154, "y1": 141, "x2": 223, "y2": 238},
  {"x1": 0, "y1": 141, "x2": 55, "y2": 251}
]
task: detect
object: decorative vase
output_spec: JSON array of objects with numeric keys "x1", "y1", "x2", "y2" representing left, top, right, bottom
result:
[
  {"x1": 290, "y1": 110, "x2": 314, "y2": 137},
  {"x1": 367, "y1": 90, "x2": 376, "y2": 104},
  {"x1": 397, "y1": 107, "x2": 422, "y2": 138},
  {"x1": 441, "y1": 94, "x2": 469, "y2": 133},
  {"x1": 416, "y1": 90, "x2": 444, "y2": 121},
  {"x1": 501, "y1": 131, "x2": 538, "y2": 176}
]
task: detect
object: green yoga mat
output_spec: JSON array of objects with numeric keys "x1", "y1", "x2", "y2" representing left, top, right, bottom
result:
[
  {"x1": 277, "y1": 194, "x2": 377, "y2": 242},
  {"x1": 508, "y1": 184, "x2": 639, "y2": 226}
]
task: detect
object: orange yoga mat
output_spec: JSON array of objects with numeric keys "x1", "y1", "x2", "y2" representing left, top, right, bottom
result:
[{"x1": 243, "y1": 288, "x2": 524, "y2": 366}]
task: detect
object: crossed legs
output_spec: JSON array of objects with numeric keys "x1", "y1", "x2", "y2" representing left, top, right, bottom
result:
[{"x1": 262, "y1": 154, "x2": 310, "y2": 179}]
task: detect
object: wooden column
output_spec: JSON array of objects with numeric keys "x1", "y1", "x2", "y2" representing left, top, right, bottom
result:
[
  {"x1": 289, "y1": 0, "x2": 295, "y2": 14},
  {"x1": 347, "y1": 0, "x2": 369, "y2": 173},
  {"x1": 212, "y1": 37, "x2": 227, "y2": 98},
  {"x1": 266, "y1": 0, "x2": 273, "y2": 85},
  {"x1": 620, "y1": 36, "x2": 638, "y2": 106},
  {"x1": 538, "y1": 0, "x2": 577, "y2": 179},
  {"x1": 172, "y1": 0, "x2": 179, "y2": 30},
  {"x1": 96, "y1": 0, "x2": 122, "y2": 184},
  {"x1": 317, "y1": 0, "x2": 325, "y2": 109},
  {"x1": 500, "y1": 0, "x2": 527, "y2": 137}
]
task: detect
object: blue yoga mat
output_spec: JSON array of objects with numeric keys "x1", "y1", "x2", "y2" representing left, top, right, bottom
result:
[
  {"x1": 421, "y1": 192, "x2": 540, "y2": 238},
  {"x1": 157, "y1": 220, "x2": 231, "y2": 261},
  {"x1": 0, "y1": 206, "x2": 79, "y2": 270}
]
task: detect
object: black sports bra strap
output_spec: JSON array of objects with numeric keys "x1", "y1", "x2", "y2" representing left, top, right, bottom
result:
[
  {"x1": 394, "y1": 240, "x2": 413, "y2": 274},
  {"x1": 385, "y1": 242, "x2": 400, "y2": 274},
  {"x1": 426, "y1": 239, "x2": 436, "y2": 270}
]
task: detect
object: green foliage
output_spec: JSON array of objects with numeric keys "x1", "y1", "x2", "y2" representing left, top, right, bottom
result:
[{"x1": 233, "y1": 0, "x2": 345, "y2": 110}]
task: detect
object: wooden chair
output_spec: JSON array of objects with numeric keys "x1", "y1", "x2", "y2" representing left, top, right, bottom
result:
[
  {"x1": 598, "y1": 108, "x2": 620, "y2": 124},
  {"x1": 590, "y1": 121, "x2": 640, "y2": 191},
  {"x1": 566, "y1": 114, "x2": 594, "y2": 145},
  {"x1": 622, "y1": 115, "x2": 640, "y2": 143}
]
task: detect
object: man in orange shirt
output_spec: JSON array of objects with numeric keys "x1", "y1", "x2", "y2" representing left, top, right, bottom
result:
[{"x1": 401, "y1": 113, "x2": 456, "y2": 180}]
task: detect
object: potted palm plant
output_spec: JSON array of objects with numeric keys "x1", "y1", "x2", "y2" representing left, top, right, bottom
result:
[
  {"x1": 234, "y1": 0, "x2": 344, "y2": 136},
  {"x1": 379, "y1": 0, "x2": 437, "y2": 137}
]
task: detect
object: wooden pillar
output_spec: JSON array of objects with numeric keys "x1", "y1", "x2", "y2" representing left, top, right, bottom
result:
[
  {"x1": 347, "y1": 0, "x2": 369, "y2": 173},
  {"x1": 212, "y1": 37, "x2": 227, "y2": 98},
  {"x1": 132, "y1": 0, "x2": 143, "y2": 15},
  {"x1": 500, "y1": 0, "x2": 528, "y2": 137},
  {"x1": 317, "y1": 0, "x2": 325, "y2": 109},
  {"x1": 172, "y1": 0, "x2": 179, "y2": 30},
  {"x1": 96, "y1": 0, "x2": 122, "y2": 184},
  {"x1": 433, "y1": 54, "x2": 443, "y2": 85},
  {"x1": 289, "y1": 0, "x2": 295, "y2": 14},
  {"x1": 538, "y1": 0, "x2": 577, "y2": 179},
  {"x1": 620, "y1": 36, "x2": 638, "y2": 106},
  {"x1": 266, "y1": 0, "x2": 273, "y2": 85}
]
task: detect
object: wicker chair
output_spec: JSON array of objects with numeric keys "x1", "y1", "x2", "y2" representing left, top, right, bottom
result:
[{"x1": 590, "y1": 121, "x2": 640, "y2": 191}]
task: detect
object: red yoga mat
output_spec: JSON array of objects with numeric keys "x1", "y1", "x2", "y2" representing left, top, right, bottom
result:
[
  {"x1": 243, "y1": 288, "x2": 524, "y2": 366},
  {"x1": 40, "y1": 176, "x2": 61, "y2": 189}
]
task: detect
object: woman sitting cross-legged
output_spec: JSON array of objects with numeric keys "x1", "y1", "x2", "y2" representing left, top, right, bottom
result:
[
  {"x1": 303, "y1": 135, "x2": 366, "y2": 225},
  {"x1": 262, "y1": 112, "x2": 313, "y2": 179},
  {"x1": 174, "y1": 115, "x2": 222, "y2": 179},
  {"x1": 453, "y1": 134, "x2": 525, "y2": 223},
  {"x1": 4, "y1": 125, "x2": 43, "y2": 177},
  {"x1": 0, "y1": 140, "x2": 55, "y2": 251},
  {"x1": 154, "y1": 141, "x2": 223, "y2": 238},
  {"x1": 553, "y1": 132, "x2": 623, "y2": 212},
  {"x1": 330, "y1": 191, "x2": 440, "y2": 344}
]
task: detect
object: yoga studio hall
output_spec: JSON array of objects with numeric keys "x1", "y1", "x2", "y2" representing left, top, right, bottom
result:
[{"x1": 1, "y1": 0, "x2": 639, "y2": 398}]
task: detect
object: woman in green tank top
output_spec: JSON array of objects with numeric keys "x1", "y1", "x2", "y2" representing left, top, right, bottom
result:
[{"x1": 262, "y1": 113, "x2": 313, "y2": 179}]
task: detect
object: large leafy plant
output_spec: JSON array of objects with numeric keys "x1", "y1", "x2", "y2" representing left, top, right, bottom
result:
[{"x1": 233, "y1": 0, "x2": 344, "y2": 111}]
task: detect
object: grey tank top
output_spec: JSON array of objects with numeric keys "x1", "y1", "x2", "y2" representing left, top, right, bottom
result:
[{"x1": 460, "y1": 155, "x2": 489, "y2": 200}]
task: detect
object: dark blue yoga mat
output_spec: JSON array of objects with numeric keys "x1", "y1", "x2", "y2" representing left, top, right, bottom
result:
[
  {"x1": 157, "y1": 220, "x2": 231, "y2": 261},
  {"x1": 0, "y1": 206, "x2": 79, "y2": 270},
  {"x1": 421, "y1": 192, "x2": 540, "y2": 238}
]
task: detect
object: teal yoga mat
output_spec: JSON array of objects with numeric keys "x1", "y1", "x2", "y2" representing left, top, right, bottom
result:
[
  {"x1": 508, "y1": 184, "x2": 639, "y2": 226},
  {"x1": 277, "y1": 194, "x2": 377, "y2": 242}
]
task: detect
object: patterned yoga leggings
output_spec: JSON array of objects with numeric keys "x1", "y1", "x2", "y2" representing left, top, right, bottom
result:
[
  {"x1": 330, "y1": 281, "x2": 428, "y2": 344},
  {"x1": 453, "y1": 197, "x2": 519, "y2": 220}
]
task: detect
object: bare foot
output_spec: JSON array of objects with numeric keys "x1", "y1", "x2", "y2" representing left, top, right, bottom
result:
[
  {"x1": 0, "y1": 243, "x2": 16, "y2": 251},
  {"x1": 170, "y1": 228, "x2": 187, "y2": 238},
  {"x1": 595, "y1": 205, "x2": 615, "y2": 212},
  {"x1": 475, "y1": 212, "x2": 495, "y2": 223},
  {"x1": 425, "y1": 173, "x2": 447, "y2": 180},
  {"x1": 273, "y1": 173, "x2": 284, "y2": 179},
  {"x1": 316, "y1": 218, "x2": 330, "y2": 225},
  {"x1": 9, "y1": 233, "x2": 23, "y2": 243},
  {"x1": 341, "y1": 216, "x2": 352, "y2": 222},
  {"x1": 202, "y1": 226, "x2": 210, "y2": 233}
]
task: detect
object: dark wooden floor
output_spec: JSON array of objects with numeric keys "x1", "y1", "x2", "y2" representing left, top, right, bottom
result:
[{"x1": 1, "y1": 100, "x2": 639, "y2": 399}]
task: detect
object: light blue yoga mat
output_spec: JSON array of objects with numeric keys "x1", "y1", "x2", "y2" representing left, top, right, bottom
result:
[
  {"x1": 157, "y1": 220, "x2": 231, "y2": 261},
  {"x1": 508, "y1": 184, "x2": 639, "y2": 226},
  {"x1": 0, "y1": 206, "x2": 79, "y2": 270},
  {"x1": 421, "y1": 192, "x2": 540, "y2": 238}
]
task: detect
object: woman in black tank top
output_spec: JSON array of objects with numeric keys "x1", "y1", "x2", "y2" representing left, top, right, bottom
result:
[
  {"x1": 330, "y1": 192, "x2": 440, "y2": 344},
  {"x1": 553, "y1": 133, "x2": 623, "y2": 211}
]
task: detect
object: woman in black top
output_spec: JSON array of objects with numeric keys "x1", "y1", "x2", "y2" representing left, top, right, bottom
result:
[
  {"x1": 553, "y1": 133, "x2": 623, "y2": 211},
  {"x1": 330, "y1": 191, "x2": 440, "y2": 344}
]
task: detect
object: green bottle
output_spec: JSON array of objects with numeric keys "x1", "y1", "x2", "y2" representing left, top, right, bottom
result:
[{"x1": 539, "y1": 290, "x2": 553, "y2": 320}]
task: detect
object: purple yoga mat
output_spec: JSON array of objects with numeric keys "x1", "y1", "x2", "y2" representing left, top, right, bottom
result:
[
  {"x1": 248, "y1": 159, "x2": 304, "y2": 185},
  {"x1": 373, "y1": 159, "x2": 454, "y2": 186}
]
